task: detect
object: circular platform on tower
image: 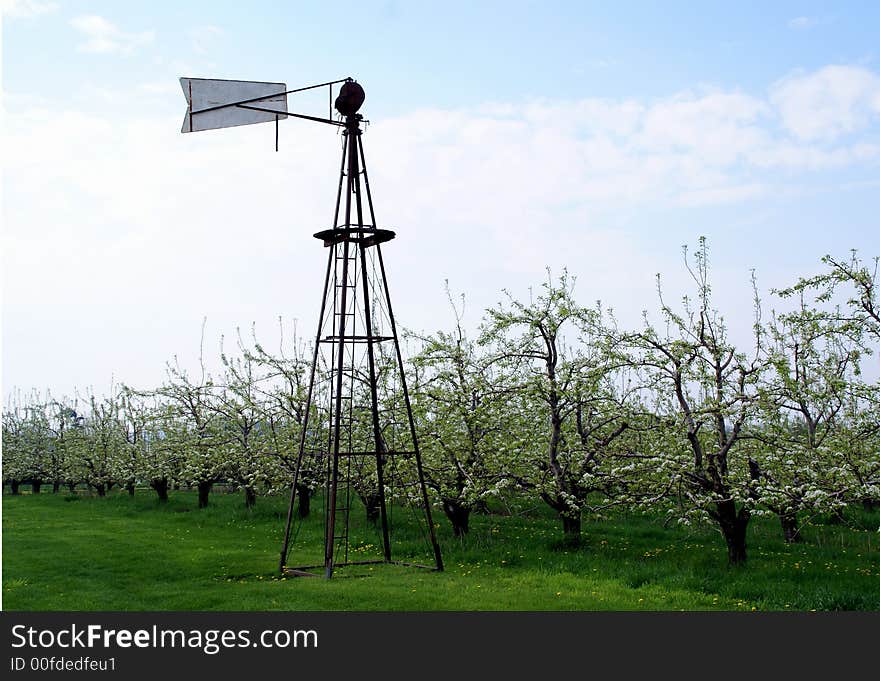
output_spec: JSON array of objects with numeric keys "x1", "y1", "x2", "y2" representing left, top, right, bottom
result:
[{"x1": 313, "y1": 227, "x2": 396, "y2": 248}]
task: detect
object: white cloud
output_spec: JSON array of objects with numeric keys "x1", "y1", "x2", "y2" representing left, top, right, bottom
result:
[
  {"x1": 788, "y1": 16, "x2": 818, "y2": 30},
  {"x1": 771, "y1": 65, "x2": 880, "y2": 141},
  {"x1": 70, "y1": 14, "x2": 155, "y2": 55},
  {"x1": 635, "y1": 90, "x2": 769, "y2": 164},
  {"x1": 1, "y1": 0, "x2": 58, "y2": 18}
]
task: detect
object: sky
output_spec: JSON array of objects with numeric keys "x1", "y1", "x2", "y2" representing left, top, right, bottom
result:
[{"x1": 2, "y1": 0, "x2": 880, "y2": 400}]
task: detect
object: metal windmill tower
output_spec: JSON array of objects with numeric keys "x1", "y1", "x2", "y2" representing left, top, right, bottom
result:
[{"x1": 180, "y1": 76, "x2": 443, "y2": 578}]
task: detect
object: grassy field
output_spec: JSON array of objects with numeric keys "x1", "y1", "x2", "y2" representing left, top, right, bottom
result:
[{"x1": 3, "y1": 490, "x2": 879, "y2": 610}]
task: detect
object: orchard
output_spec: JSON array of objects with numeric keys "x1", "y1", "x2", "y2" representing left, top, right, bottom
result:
[{"x1": 4, "y1": 244, "x2": 878, "y2": 570}]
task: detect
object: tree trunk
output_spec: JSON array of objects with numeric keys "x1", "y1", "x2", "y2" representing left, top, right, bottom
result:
[
  {"x1": 541, "y1": 492, "x2": 583, "y2": 545},
  {"x1": 244, "y1": 485, "x2": 256, "y2": 509},
  {"x1": 151, "y1": 478, "x2": 169, "y2": 502},
  {"x1": 863, "y1": 498, "x2": 877, "y2": 513},
  {"x1": 561, "y1": 513, "x2": 582, "y2": 545},
  {"x1": 67, "y1": 482, "x2": 77, "y2": 493},
  {"x1": 296, "y1": 483, "x2": 311, "y2": 518},
  {"x1": 52, "y1": 480, "x2": 61, "y2": 494},
  {"x1": 442, "y1": 500, "x2": 471, "y2": 537},
  {"x1": 716, "y1": 499, "x2": 749, "y2": 565},
  {"x1": 10, "y1": 480, "x2": 21, "y2": 495},
  {"x1": 197, "y1": 481, "x2": 212, "y2": 509},
  {"x1": 780, "y1": 511, "x2": 802, "y2": 543},
  {"x1": 126, "y1": 480, "x2": 136, "y2": 497},
  {"x1": 32, "y1": 480, "x2": 42, "y2": 494},
  {"x1": 94, "y1": 483, "x2": 106, "y2": 497},
  {"x1": 363, "y1": 492, "x2": 381, "y2": 525}
]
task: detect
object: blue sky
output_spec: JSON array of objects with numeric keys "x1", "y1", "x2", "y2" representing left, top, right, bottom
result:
[
  {"x1": 3, "y1": 1, "x2": 880, "y2": 397},
  {"x1": 6, "y1": 2, "x2": 880, "y2": 110}
]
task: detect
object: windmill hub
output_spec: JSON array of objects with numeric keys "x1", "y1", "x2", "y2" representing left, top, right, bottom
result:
[{"x1": 335, "y1": 80, "x2": 365, "y2": 116}]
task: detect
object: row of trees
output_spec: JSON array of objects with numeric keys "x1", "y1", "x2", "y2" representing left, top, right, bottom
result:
[
  {"x1": 3, "y1": 322, "x2": 313, "y2": 509},
  {"x1": 4, "y1": 243, "x2": 879, "y2": 564}
]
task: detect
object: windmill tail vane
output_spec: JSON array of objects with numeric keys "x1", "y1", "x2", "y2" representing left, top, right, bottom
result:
[
  {"x1": 179, "y1": 75, "x2": 444, "y2": 578},
  {"x1": 180, "y1": 76, "x2": 355, "y2": 148}
]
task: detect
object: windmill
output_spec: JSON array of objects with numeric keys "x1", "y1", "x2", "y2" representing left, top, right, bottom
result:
[{"x1": 180, "y1": 76, "x2": 443, "y2": 578}]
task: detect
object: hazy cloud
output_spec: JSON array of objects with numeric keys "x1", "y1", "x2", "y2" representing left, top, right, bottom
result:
[
  {"x1": 1, "y1": 0, "x2": 58, "y2": 18},
  {"x1": 4, "y1": 64, "x2": 880, "y2": 394},
  {"x1": 70, "y1": 14, "x2": 155, "y2": 55},
  {"x1": 788, "y1": 16, "x2": 818, "y2": 30},
  {"x1": 190, "y1": 25, "x2": 224, "y2": 55}
]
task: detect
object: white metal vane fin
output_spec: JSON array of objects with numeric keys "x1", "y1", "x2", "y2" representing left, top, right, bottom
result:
[{"x1": 180, "y1": 77, "x2": 288, "y2": 133}]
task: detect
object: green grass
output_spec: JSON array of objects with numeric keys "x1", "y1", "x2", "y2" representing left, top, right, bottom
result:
[{"x1": 3, "y1": 490, "x2": 878, "y2": 610}]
